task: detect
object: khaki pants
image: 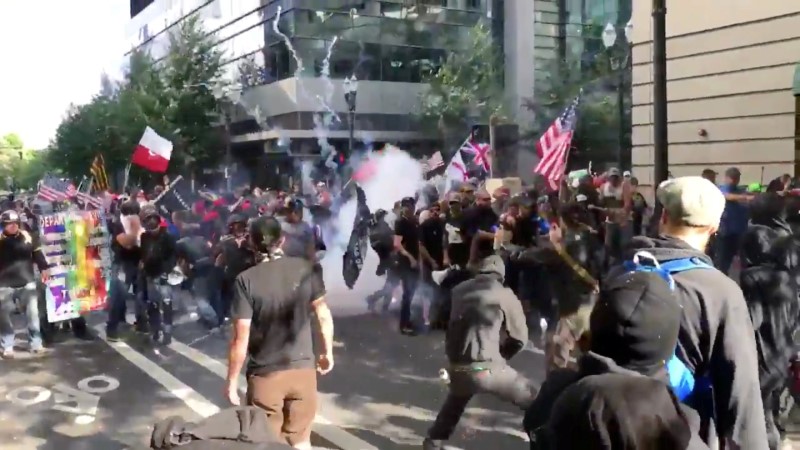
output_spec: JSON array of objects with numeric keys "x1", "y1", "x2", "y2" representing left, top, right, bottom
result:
[
  {"x1": 546, "y1": 304, "x2": 593, "y2": 372},
  {"x1": 246, "y1": 368, "x2": 318, "y2": 446}
]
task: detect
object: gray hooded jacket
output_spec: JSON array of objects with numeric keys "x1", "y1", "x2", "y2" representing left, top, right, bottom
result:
[
  {"x1": 613, "y1": 235, "x2": 767, "y2": 449},
  {"x1": 446, "y1": 255, "x2": 528, "y2": 366}
]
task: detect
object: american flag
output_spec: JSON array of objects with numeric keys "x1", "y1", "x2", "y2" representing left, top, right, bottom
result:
[
  {"x1": 534, "y1": 94, "x2": 581, "y2": 190},
  {"x1": 461, "y1": 141, "x2": 491, "y2": 172},
  {"x1": 77, "y1": 191, "x2": 103, "y2": 210},
  {"x1": 38, "y1": 175, "x2": 74, "y2": 202},
  {"x1": 421, "y1": 151, "x2": 444, "y2": 173}
]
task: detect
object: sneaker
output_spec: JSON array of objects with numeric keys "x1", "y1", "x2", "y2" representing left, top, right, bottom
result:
[
  {"x1": 422, "y1": 438, "x2": 444, "y2": 450},
  {"x1": 30, "y1": 346, "x2": 47, "y2": 355},
  {"x1": 106, "y1": 329, "x2": 121, "y2": 342},
  {"x1": 2, "y1": 348, "x2": 14, "y2": 359},
  {"x1": 400, "y1": 327, "x2": 417, "y2": 336}
]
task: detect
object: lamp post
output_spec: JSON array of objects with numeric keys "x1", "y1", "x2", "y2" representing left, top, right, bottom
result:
[
  {"x1": 343, "y1": 74, "x2": 358, "y2": 162},
  {"x1": 602, "y1": 20, "x2": 633, "y2": 171}
]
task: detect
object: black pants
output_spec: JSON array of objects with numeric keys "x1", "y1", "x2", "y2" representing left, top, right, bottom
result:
[
  {"x1": 398, "y1": 268, "x2": 418, "y2": 330},
  {"x1": 427, "y1": 364, "x2": 535, "y2": 443}
]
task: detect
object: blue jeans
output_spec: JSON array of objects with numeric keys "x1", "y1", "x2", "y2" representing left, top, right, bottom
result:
[
  {"x1": 0, "y1": 284, "x2": 42, "y2": 350},
  {"x1": 106, "y1": 263, "x2": 146, "y2": 333},
  {"x1": 188, "y1": 265, "x2": 219, "y2": 326}
]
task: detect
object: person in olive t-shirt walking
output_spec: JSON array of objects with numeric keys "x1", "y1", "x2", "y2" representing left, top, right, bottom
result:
[{"x1": 225, "y1": 216, "x2": 334, "y2": 450}]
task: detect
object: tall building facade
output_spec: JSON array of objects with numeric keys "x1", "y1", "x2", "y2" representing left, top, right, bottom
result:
[
  {"x1": 125, "y1": 0, "x2": 498, "y2": 160},
  {"x1": 125, "y1": 0, "x2": 632, "y2": 181},
  {"x1": 631, "y1": 1, "x2": 800, "y2": 194}
]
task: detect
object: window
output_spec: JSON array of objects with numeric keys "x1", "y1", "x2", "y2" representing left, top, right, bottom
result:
[
  {"x1": 381, "y1": 45, "x2": 411, "y2": 82},
  {"x1": 265, "y1": 41, "x2": 293, "y2": 81}
]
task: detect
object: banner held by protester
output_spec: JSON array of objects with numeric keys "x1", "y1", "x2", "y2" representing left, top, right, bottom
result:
[{"x1": 41, "y1": 210, "x2": 111, "y2": 322}]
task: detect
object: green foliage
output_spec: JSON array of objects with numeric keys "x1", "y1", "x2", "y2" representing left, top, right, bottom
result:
[
  {"x1": 0, "y1": 133, "x2": 24, "y2": 150},
  {"x1": 524, "y1": 54, "x2": 627, "y2": 169},
  {"x1": 0, "y1": 134, "x2": 51, "y2": 190},
  {"x1": 417, "y1": 22, "x2": 506, "y2": 133},
  {"x1": 48, "y1": 14, "x2": 227, "y2": 188}
]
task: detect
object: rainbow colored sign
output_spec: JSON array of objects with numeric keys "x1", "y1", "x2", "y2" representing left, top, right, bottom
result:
[{"x1": 41, "y1": 210, "x2": 111, "y2": 323}]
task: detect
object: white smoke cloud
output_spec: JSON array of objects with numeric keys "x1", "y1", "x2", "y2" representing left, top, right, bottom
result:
[{"x1": 320, "y1": 147, "x2": 426, "y2": 297}]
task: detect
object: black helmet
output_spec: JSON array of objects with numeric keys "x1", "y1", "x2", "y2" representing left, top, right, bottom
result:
[
  {"x1": 0, "y1": 210, "x2": 20, "y2": 224},
  {"x1": 139, "y1": 204, "x2": 161, "y2": 232},
  {"x1": 248, "y1": 216, "x2": 283, "y2": 254}
]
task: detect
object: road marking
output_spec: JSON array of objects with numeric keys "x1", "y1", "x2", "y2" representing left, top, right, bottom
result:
[
  {"x1": 93, "y1": 325, "x2": 220, "y2": 419},
  {"x1": 168, "y1": 339, "x2": 379, "y2": 450}
]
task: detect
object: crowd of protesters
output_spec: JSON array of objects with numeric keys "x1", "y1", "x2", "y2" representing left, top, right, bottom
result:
[
  {"x1": 360, "y1": 165, "x2": 800, "y2": 449},
  {"x1": 3, "y1": 162, "x2": 800, "y2": 449}
]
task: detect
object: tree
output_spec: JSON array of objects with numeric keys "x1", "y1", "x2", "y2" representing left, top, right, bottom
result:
[
  {"x1": 523, "y1": 58, "x2": 622, "y2": 171},
  {"x1": 0, "y1": 133, "x2": 24, "y2": 150},
  {"x1": 160, "y1": 14, "x2": 227, "y2": 170},
  {"x1": 49, "y1": 14, "x2": 227, "y2": 187},
  {"x1": 417, "y1": 22, "x2": 506, "y2": 146},
  {"x1": 523, "y1": 21, "x2": 631, "y2": 171}
]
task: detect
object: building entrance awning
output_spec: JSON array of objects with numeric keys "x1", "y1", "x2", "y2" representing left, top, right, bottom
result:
[{"x1": 794, "y1": 63, "x2": 800, "y2": 95}]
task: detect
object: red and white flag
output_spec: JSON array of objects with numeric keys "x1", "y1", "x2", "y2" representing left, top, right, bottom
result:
[
  {"x1": 444, "y1": 150, "x2": 469, "y2": 191},
  {"x1": 534, "y1": 94, "x2": 581, "y2": 190},
  {"x1": 132, "y1": 127, "x2": 173, "y2": 173}
]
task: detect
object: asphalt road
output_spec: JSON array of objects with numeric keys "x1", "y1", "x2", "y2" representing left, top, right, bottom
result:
[{"x1": 3, "y1": 252, "x2": 785, "y2": 450}]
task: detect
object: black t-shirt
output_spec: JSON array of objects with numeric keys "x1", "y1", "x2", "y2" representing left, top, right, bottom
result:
[
  {"x1": 109, "y1": 221, "x2": 141, "y2": 265},
  {"x1": 394, "y1": 216, "x2": 419, "y2": 266},
  {"x1": 462, "y1": 206, "x2": 499, "y2": 258},
  {"x1": 512, "y1": 214, "x2": 538, "y2": 248},
  {"x1": 231, "y1": 257, "x2": 326, "y2": 376},
  {"x1": 419, "y1": 217, "x2": 444, "y2": 265}
]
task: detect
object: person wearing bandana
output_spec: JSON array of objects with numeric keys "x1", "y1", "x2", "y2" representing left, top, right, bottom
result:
[
  {"x1": 213, "y1": 214, "x2": 256, "y2": 325},
  {"x1": 138, "y1": 204, "x2": 178, "y2": 345}
]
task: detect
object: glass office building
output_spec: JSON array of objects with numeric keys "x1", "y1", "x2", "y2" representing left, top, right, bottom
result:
[{"x1": 236, "y1": 1, "x2": 493, "y2": 87}]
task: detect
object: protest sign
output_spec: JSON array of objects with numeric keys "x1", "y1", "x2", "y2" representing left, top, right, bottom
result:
[{"x1": 40, "y1": 210, "x2": 111, "y2": 323}]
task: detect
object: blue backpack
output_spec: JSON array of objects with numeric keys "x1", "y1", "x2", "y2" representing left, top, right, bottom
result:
[{"x1": 622, "y1": 251, "x2": 713, "y2": 401}]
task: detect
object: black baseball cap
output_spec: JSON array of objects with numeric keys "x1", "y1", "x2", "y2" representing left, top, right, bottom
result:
[
  {"x1": 589, "y1": 271, "x2": 681, "y2": 372},
  {"x1": 400, "y1": 196, "x2": 415, "y2": 206}
]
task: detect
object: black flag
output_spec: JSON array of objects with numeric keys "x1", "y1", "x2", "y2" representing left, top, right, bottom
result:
[{"x1": 342, "y1": 185, "x2": 371, "y2": 289}]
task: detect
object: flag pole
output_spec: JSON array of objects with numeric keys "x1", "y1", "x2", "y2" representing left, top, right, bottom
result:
[
  {"x1": 83, "y1": 177, "x2": 94, "y2": 211},
  {"x1": 121, "y1": 163, "x2": 132, "y2": 195}
]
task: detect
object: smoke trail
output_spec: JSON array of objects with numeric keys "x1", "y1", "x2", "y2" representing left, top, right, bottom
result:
[{"x1": 318, "y1": 36, "x2": 340, "y2": 122}]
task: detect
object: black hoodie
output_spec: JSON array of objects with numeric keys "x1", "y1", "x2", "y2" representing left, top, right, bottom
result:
[
  {"x1": 740, "y1": 235, "x2": 800, "y2": 394},
  {"x1": 445, "y1": 255, "x2": 528, "y2": 366},
  {"x1": 617, "y1": 235, "x2": 767, "y2": 449},
  {"x1": 741, "y1": 193, "x2": 792, "y2": 269},
  {"x1": 547, "y1": 373, "x2": 710, "y2": 450},
  {"x1": 525, "y1": 353, "x2": 707, "y2": 450}
]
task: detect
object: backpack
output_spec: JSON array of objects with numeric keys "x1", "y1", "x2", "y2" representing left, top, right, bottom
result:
[
  {"x1": 150, "y1": 406, "x2": 291, "y2": 450},
  {"x1": 622, "y1": 251, "x2": 714, "y2": 402}
]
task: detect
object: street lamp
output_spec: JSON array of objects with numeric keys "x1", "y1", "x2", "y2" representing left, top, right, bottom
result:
[
  {"x1": 343, "y1": 74, "x2": 358, "y2": 163},
  {"x1": 603, "y1": 20, "x2": 633, "y2": 170}
]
